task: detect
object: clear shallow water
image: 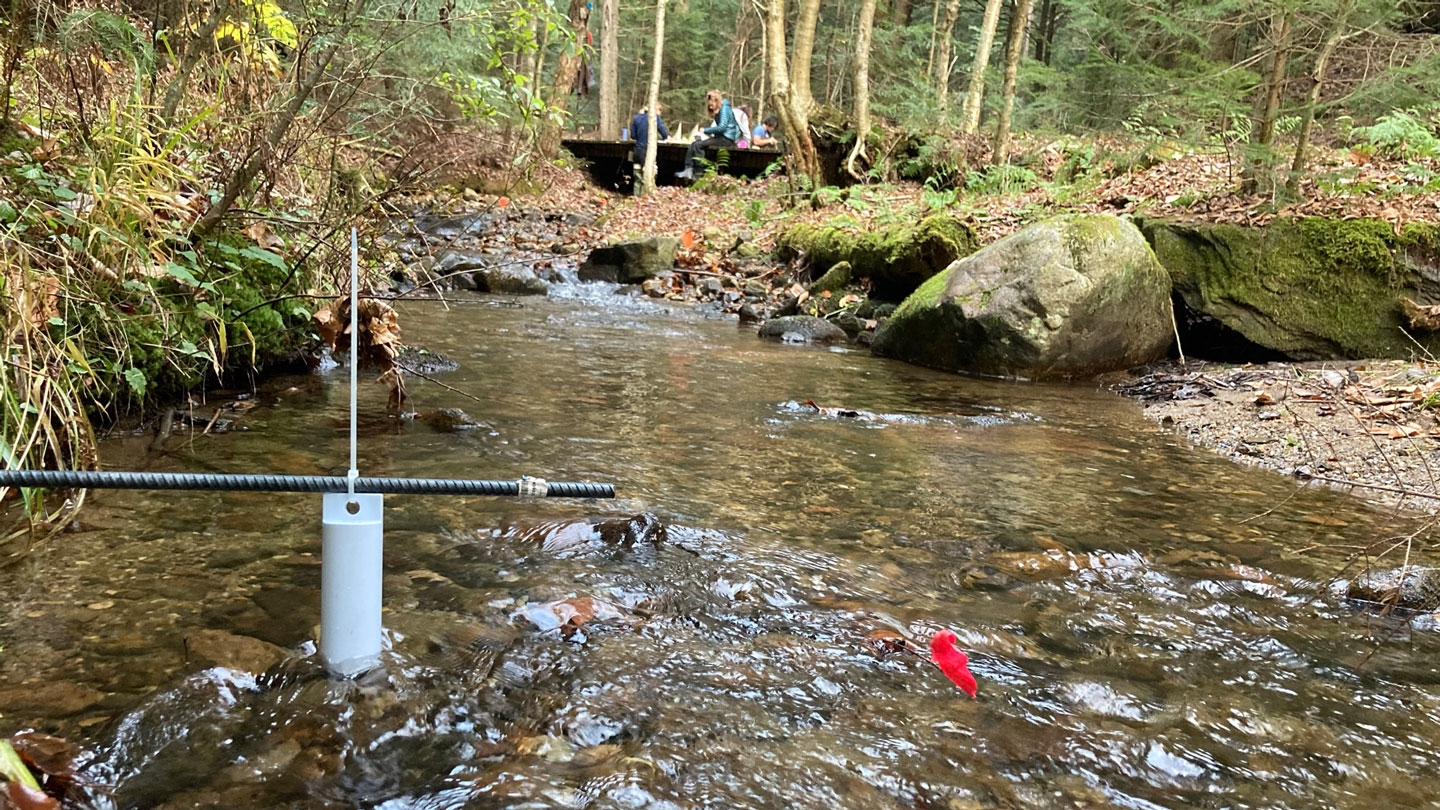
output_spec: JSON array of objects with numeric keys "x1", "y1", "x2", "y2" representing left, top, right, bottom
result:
[{"x1": 3, "y1": 285, "x2": 1440, "y2": 809}]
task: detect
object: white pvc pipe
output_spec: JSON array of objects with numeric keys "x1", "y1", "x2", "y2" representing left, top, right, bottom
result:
[{"x1": 320, "y1": 492, "x2": 384, "y2": 676}]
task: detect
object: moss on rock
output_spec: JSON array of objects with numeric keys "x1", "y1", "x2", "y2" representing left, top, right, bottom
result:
[
  {"x1": 1142, "y1": 217, "x2": 1440, "y2": 359},
  {"x1": 776, "y1": 213, "x2": 979, "y2": 300}
]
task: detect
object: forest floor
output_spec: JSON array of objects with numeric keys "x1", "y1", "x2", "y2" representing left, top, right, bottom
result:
[{"x1": 1111, "y1": 359, "x2": 1440, "y2": 517}]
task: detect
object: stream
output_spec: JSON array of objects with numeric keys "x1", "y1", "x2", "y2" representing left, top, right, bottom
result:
[{"x1": 3, "y1": 279, "x2": 1440, "y2": 809}]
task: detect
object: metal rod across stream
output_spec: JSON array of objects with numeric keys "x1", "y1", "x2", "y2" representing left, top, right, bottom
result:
[{"x1": 0, "y1": 228, "x2": 616, "y2": 679}]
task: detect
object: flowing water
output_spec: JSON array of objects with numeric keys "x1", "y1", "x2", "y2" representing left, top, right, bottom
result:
[{"x1": 4, "y1": 282, "x2": 1440, "y2": 809}]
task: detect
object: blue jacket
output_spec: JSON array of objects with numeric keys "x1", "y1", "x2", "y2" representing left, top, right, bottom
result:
[
  {"x1": 631, "y1": 111, "x2": 669, "y2": 161},
  {"x1": 703, "y1": 100, "x2": 742, "y2": 142}
]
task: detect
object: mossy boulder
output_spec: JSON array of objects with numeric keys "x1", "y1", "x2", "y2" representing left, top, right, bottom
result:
[
  {"x1": 1142, "y1": 218, "x2": 1440, "y2": 359},
  {"x1": 871, "y1": 214, "x2": 1173, "y2": 378},
  {"x1": 578, "y1": 237, "x2": 680, "y2": 283},
  {"x1": 776, "y1": 213, "x2": 979, "y2": 300}
]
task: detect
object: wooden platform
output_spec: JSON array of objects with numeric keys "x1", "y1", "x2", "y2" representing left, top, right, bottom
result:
[{"x1": 561, "y1": 138, "x2": 782, "y2": 191}]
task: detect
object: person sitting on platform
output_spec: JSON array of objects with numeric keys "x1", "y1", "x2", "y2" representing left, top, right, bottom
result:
[
  {"x1": 734, "y1": 103, "x2": 753, "y2": 149},
  {"x1": 676, "y1": 89, "x2": 740, "y2": 181},
  {"x1": 751, "y1": 114, "x2": 779, "y2": 148},
  {"x1": 631, "y1": 103, "x2": 670, "y2": 165}
]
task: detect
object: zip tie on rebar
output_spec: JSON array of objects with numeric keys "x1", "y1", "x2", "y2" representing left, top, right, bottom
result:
[
  {"x1": 517, "y1": 476, "x2": 548, "y2": 497},
  {"x1": 0, "y1": 469, "x2": 614, "y2": 498},
  {"x1": 347, "y1": 227, "x2": 360, "y2": 505}
]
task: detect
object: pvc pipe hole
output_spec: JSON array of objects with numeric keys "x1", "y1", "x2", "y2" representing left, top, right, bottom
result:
[{"x1": 346, "y1": 500, "x2": 360, "y2": 514}]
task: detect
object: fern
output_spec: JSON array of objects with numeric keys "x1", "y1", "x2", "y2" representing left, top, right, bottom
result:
[
  {"x1": 1350, "y1": 109, "x2": 1440, "y2": 161},
  {"x1": 57, "y1": 10, "x2": 153, "y2": 69}
]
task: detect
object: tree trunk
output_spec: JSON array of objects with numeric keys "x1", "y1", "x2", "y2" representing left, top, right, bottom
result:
[
  {"x1": 530, "y1": 10, "x2": 550, "y2": 92},
  {"x1": 925, "y1": 0, "x2": 942, "y2": 86},
  {"x1": 641, "y1": 0, "x2": 669, "y2": 195},
  {"x1": 959, "y1": 0, "x2": 1005, "y2": 134},
  {"x1": 1254, "y1": 12, "x2": 1294, "y2": 150},
  {"x1": 933, "y1": 0, "x2": 962, "y2": 120},
  {"x1": 599, "y1": 0, "x2": 620, "y2": 140},
  {"x1": 158, "y1": 1, "x2": 231, "y2": 127},
  {"x1": 845, "y1": 0, "x2": 876, "y2": 180},
  {"x1": 1031, "y1": 0, "x2": 1059, "y2": 64},
  {"x1": 542, "y1": 0, "x2": 590, "y2": 154},
  {"x1": 767, "y1": 0, "x2": 820, "y2": 182},
  {"x1": 990, "y1": 0, "x2": 1033, "y2": 165},
  {"x1": 790, "y1": 0, "x2": 822, "y2": 112},
  {"x1": 891, "y1": 0, "x2": 913, "y2": 27},
  {"x1": 1289, "y1": 0, "x2": 1351, "y2": 190},
  {"x1": 1244, "y1": 11, "x2": 1293, "y2": 191}
]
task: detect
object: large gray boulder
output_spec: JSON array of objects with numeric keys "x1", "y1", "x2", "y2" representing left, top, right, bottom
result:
[
  {"x1": 758, "y1": 315, "x2": 848, "y2": 343},
  {"x1": 578, "y1": 237, "x2": 681, "y2": 283},
  {"x1": 871, "y1": 214, "x2": 1174, "y2": 378}
]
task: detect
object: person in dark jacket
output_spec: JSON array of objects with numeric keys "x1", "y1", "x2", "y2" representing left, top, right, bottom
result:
[
  {"x1": 677, "y1": 89, "x2": 740, "y2": 181},
  {"x1": 631, "y1": 104, "x2": 670, "y2": 164}
]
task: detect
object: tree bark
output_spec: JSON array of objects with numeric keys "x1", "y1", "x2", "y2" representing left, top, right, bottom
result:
[
  {"x1": 845, "y1": 0, "x2": 876, "y2": 180},
  {"x1": 990, "y1": 0, "x2": 1033, "y2": 165},
  {"x1": 766, "y1": 0, "x2": 820, "y2": 182},
  {"x1": 1254, "y1": 12, "x2": 1294, "y2": 150},
  {"x1": 959, "y1": 0, "x2": 1005, "y2": 134},
  {"x1": 790, "y1": 0, "x2": 822, "y2": 112},
  {"x1": 891, "y1": 0, "x2": 913, "y2": 27},
  {"x1": 641, "y1": 0, "x2": 669, "y2": 195},
  {"x1": 1244, "y1": 11, "x2": 1293, "y2": 191},
  {"x1": 542, "y1": 0, "x2": 590, "y2": 153},
  {"x1": 933, "y1": 0, "x2": 962, "y2": 120},
  {"x1": 599, "y1": 0, "x2": 620, "y2": 139},
  {"x1": 1289, "y1": 0, "x2": 1351, "y2": 190},
  {"x1": 530, "y1": 10, "x2": 550, "y2": 92},
  {"x1": 158, "y1": 1, "x2": 232, "y2": 127}
]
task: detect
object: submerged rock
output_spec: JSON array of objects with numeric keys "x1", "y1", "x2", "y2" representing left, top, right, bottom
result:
[
  {"x1": 1341, "y1": 566, "x2": 1440, "y2": 612},
  {"x1": 418, "y1": 407, "x2": 487, "y2": 432},
  {"x1": 872, "y1": 214, "x2": 1173, "y2": 378},
  {"x1": 184, "y1": 629, "x2": 289, "y2": 676},
  {"x1": 758, "y1": 315, "x2": 848, "y2": 343}
]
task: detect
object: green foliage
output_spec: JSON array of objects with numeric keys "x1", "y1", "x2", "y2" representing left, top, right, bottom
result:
[
  {"x1": 58, "y1": 9, "x2": 153, "y2": 68},
  {"x1": 1348, "y1": 108, "x2": 1440, "y2": 160},
  {"x1": 964, "y1": 164, "x2": 1039, "y2": 195}
]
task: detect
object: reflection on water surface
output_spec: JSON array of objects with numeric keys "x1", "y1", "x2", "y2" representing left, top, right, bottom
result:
[{"x1": 3, "y1": 288, "x2": 1440, "y2": 809}]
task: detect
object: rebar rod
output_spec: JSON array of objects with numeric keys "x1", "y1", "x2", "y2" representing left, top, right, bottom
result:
[{"x1": 0, "y1": 469, "x2": 614, "y2": 498}]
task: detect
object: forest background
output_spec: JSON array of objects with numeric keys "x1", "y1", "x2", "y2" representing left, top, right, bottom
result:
[{"x1": 2, "y1": 0, "x2": 1440, "y2": 529}]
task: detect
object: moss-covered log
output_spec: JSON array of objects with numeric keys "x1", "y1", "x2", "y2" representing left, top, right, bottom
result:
[
  {"x1": 776, "y1": 213, "x2": 979, "y2": 300},
  {"x1": 1142, "y1": 217, "x2": 1440, "y2": 359}
]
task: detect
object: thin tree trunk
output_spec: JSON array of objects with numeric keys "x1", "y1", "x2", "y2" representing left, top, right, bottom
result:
[
  {"x1": 599, "y1": 0, "x2": 619, "y2": 139},
  {"x1": 925, "y1": 0, "x2": 942, "y2": 85},
  {"x1": 641, "y1": 0, "x2": 668, "y2": 194},
  {"x1": 542, "y1": 0, "x2": 590, "y2": 153},
  {"x1": 158, "y1": 1, "x2": 231, "y2": 127},
  {"x1": 845, "y1": 0, "x2": 876, "y2": 180},
  {"x1": 531, "y1": 10, "x2": 550, "y2": 91},
  {"x1": 1255, "y1": 12, "x2": 1294, "y2": 150},
  {"x1": 933, "y1": 0, "x2": 961, "y2": 120},
  {"x1": 1245, "y1": 11, "x2": 1293, "y2": 191},
  {"x1": 990, "y1": 0, "x2": 1033, "y2": 165},
  {"x1": 790, "y1": 0, "x2": 822, "y2": 112},
  {"x1": 197, "y1": 34, "x2": 345, "y2": 235},
  {"x1": 767, "y1": 0, "x2": 819, "y2": 182},
  {"x1": 1289, "y1": 1, "x2": 1351, "y2": 190},
  {"x1": 891, "y1": 0, "x2": 913, "y2": 26},
  {"x1": 960, "y1": 0, "x2": 1004, "y2": 134}
]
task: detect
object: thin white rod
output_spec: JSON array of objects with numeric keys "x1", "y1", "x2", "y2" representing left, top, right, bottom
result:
[{"x1": 349, "y1": 228, "x2": 359, "y2": 500}]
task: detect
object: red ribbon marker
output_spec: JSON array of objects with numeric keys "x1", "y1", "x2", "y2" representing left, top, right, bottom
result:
[{"x1": 930, "y1": 629, "x2": 978, "y2": 699}]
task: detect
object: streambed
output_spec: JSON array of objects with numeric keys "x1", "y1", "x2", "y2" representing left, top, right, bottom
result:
[{"x1": 3, "y1": 282, "x2": 1439, "y2": 809}]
